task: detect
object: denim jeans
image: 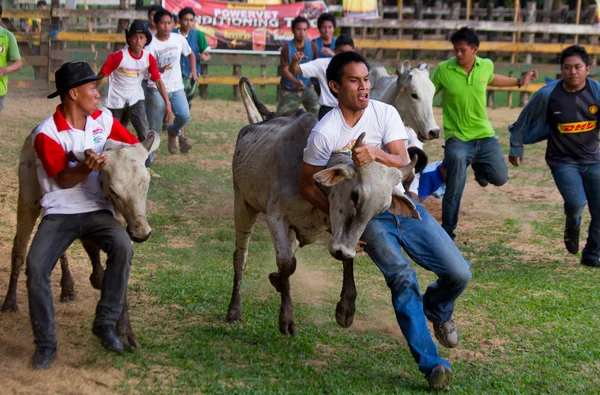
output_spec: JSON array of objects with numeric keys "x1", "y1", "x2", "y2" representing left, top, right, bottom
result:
[
  {"x1": 442, "y1": 136, "x2": 508, "y2": 238},
  {"x1": 145, "y1": 88, "x2": 190, "y2": 138},
  {"x1": 551, "y1": 162, "x2": 600, "y2": 260},
  {"x1": 361, "y1": 202, "x2": 471, "y2": 376},
  {"x1": 0, "y1": 94, "x2": 5, "y2": 118},
  {"x1": 26, "y1": 210, "x2": 133, "y2": 349}
]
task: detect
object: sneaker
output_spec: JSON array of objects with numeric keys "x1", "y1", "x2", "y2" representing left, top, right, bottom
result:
[
  {"x1": 427, "y1": 364, "x2": 452, "y2": 392},
  {"x1": 31, "y1": 346, "x2": 57, "y2": 370},
  {"x1": 168, "y1": 134, "x2": 179, "y2": 154},
  {"x1": 433, "y1": 319, "x2": 459, "y2": 348},
  {"x1": 179, "y1": 136, "x2": 192, "y2": 154},
  {"x1": 564, "y1": 226, "x2": 580, "y2": 255},
  {"x1": 581, "y1": 258, "x2": 600, "y2": 268},
  {"x1": 147, "y1": 168, "x2": 161, "y2": 178}
]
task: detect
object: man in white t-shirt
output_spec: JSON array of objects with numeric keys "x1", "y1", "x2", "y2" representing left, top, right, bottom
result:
[
  {"x1": 298, "y1": 52, "x2": 471, "y2": 391},
  {"x1": 289, "y1": 33, "x2": 354, "y2": 120},
  {"x1": 27, "y1": 61, "x2": 139, "y2": 370},
  {"x1": 145, "y1": 9, "x2": 199, "y2": 155}
]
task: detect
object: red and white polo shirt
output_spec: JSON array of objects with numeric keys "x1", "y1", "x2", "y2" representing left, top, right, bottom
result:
[
  {"x1": 100, "y1": 47, "x2": 161, "y2": 109},
  {"x1": 33, "y1": 106, "x2": 139, "y2": 217}
]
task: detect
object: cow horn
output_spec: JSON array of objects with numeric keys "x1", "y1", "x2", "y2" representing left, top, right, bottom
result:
[
  {"x1": 351, "y1": 132, "x2": 366, "y2": 165},
  {"x1": 141, "y1": 131, "x2": 160, "y2": 153}
]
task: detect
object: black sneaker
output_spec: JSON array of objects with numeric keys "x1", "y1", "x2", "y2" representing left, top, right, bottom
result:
[
  {"x1": 474, "y1": 174, "x2": 489, "y2": 187},
  {"x1": 564, "y1": 227, "x2": 580, "y2": 255},
  {"x1": 31, "y1": 346, "x2": 56, "y2": 370},
  {"x1": 92, "y1": 324, "x2": 125, "y2": 354},
  {"x1": 581, "y1": 258, "x2": 600, "y2": 268},
  {"x1": 427, "y1": 364, "x2": 452, "y2": 392}
]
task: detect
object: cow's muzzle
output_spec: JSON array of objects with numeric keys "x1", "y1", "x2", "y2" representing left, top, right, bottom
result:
[
  {"x1": 127, "y1": 226, "x2": 151, "y2": 243},
  {"x1": 329, "y1": 243, "x2": 356, "y2": 261},
  {"x1": 427, "y1": 128, "x2": 440, "y2": 140}
]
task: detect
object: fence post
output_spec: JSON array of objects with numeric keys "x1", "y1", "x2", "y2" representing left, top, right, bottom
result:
[
  {"x1": 587, "y1": 5, "x2": 598, "y2": 67},
  {"x1": 395, "y1": 0, "x2": 403, "y2": 62},
  {"x1": 486, "y1": 2, "x2": 495, "y2": 60},
  {"x1": 260, "y1": 62, "x2": 266, "y2": 97},
  {"x1": 116, "y1": 0, "x2": 129, "y2": 52},
  {"x1": 507, "y1": 71, "x2": 514, "y2": 108},
  {"x1": 520, "y1": 2, "x2": 536, "y2": 106},
  {"x1": 412, "y1": 0, "x2": 423, "y2": 60},
  {"x1": 233, "y1": 64, "x2": 241, "y2": 101},
  {"x1": 199, "y1": 63, "x2": 208, "y2": 99},
  {"x1": 50, "y1": 0, "x2": 62, "y2": 81}
]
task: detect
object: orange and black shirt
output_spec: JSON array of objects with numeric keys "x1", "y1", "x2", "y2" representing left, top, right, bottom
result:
[{"x1": 546, "y1": 82, "x2": 600, "y2": 167}]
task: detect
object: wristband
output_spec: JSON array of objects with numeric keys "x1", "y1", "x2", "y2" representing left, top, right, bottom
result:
[{"x1": 517, "y1": 77, "x2": 522, "y2": 88}]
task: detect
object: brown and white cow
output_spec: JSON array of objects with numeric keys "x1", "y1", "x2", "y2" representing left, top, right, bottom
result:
[
  {"x1": 226, "y1": 78, "x2": 418, "y2": 335},
  {"x1": 1, "y1": 130, "x2": 160, "y2": 348}
]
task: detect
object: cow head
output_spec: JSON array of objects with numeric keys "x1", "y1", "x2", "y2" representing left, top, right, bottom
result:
[
  {"x1": 394, "y1": 61, "x2": 440, "y2": 141},
  {"x1": 97, "y1": 132, "x2": 160, "y2": 243},
  {"x1": 314, "y1": 133, "x2": 419, "y2": 261}
]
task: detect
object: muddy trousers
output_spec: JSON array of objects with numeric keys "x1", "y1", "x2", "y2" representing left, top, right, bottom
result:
[
  {"x1": 26, "y1": 210, "x2": 133, "y2": 349},
  {"x1": 361, "y1": 202, "x2": 471, "y2": 376}
]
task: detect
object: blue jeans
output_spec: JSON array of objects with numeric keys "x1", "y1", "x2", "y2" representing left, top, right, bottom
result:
[
  {"x1": 442, "y1": 136, "x2": 508, "y2": 238},
  {"x1": 361, "y1": 202, "x2": 471, "y2": 376},
  {"x1": 145, "y1": 88, "x2": 190, "y2": 138},
  {"x1": 551, "y1": 162, "x2": 600, "y2": 260}
]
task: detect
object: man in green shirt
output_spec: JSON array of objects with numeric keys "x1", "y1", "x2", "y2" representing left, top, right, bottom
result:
[
  {"x1": 0, "y1": 5, "x2": 23, "y2": 117},
  {"x1": 432, "y1": 27, "x2": 537, "y2": 239}
]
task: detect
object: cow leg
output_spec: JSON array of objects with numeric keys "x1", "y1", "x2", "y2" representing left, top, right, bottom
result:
[
  {"x1": 59, "y1": 253, "x2": 77, "y2": 302},
  {"x1": 266, "y1": 214, "x2": 298, "y2": 336},
  {"x1": 2, "y1": 194, "x2": 40, "y2": 312},
  {"x1": 117, "y1": 293, "x2": 138, "y2": 349},
  {"x1": 226, "y1": 194, "x2": 259, "y2": 323},
  {"x1": 82, "y1": 240, "x2": 104, "y2": 290},
  {"x1": 335, "y1": 258, "x2": 357, "y2": 328}
]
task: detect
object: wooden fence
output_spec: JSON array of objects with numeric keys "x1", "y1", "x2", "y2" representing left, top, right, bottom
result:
[{"x1": 3, "y1": 1, "x2": 600, "y2": 107}]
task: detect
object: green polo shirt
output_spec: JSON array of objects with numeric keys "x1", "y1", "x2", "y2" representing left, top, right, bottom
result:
[
  {"x1": 431, "y1": 56, "x2": 496, "y2": 141},
  {"x1": 0, "y1": 26, "x2": 21, "y2": 97}
]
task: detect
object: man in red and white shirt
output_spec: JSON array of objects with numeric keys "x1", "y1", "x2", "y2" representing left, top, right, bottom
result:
[
  {"x1": 28, "y1": 61, "x2": 139, "y2": 370},
  {"x1": 99, "y1": 21, "x2": 172, "y2": 143}
]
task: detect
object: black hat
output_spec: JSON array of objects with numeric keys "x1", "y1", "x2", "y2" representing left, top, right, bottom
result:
[
  {"x1": 47, "y1": 61, "x2": 103, "y2": 99},
  {"x1": 126, "y1": 20, "x2": 152, "y2": 47}
]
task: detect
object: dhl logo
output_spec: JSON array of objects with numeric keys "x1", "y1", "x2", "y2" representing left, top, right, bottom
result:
[{"x1": 558, "y1": 120, "x2": 598, "y2": 134}]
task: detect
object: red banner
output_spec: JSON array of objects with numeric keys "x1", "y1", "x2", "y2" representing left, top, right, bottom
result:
[{"x1": 164, "y1": 0, "x2": 328, "y2": 52}]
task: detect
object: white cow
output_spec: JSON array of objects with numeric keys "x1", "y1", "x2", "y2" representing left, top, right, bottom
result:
[
  {"x1": 2, "y1": 131, "x2": 160, "y2": 348},
  {"x1": 370, "y1": 61, "x2": 440, "y2": 141},
  {"x1": 226, "y1": 78, "x2": 419, "y2": 335}
]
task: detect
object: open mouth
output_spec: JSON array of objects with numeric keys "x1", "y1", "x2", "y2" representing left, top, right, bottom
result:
[{"x1": 359, "y1": 93, "x2": 369, "y2": 102}]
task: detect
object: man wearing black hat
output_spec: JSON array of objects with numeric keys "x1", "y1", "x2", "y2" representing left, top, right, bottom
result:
[
  {"x1": 98, "y1": 20, "x2": 172, "y2": 178},
  {"x1": 28, "y1": 61, "x2": 140, "y2": 370}
]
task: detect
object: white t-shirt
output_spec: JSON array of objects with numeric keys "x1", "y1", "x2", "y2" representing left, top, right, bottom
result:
[
  {"x1": 146, "y1": 33, "x2": 192, "y2": 93},
  {"x1": 299, "y1": 58, "x2": 337, "y2": 107},
  {"x1": 33, "y1": 107, "x2": 139, "y2": 217},
  {"x1": 304, "y1": 100, "x2": 407, "y2": 178}
]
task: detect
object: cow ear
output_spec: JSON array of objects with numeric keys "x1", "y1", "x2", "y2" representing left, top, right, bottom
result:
[
  {"x1": 314, "y1": 165, "x2": 355, "y2": 187},
  {"x1": 389, "y1": 188, "x2": 421, "y2": 219},
  {"x1": 417, "y1": 62, "x2": 428, "y2": 71},
  {"x1": 396, "y1": 60, "x2": 411, "y2": 78},
  {"x1": 141, "y1": 131, "x2": 160, "y2": 154}
]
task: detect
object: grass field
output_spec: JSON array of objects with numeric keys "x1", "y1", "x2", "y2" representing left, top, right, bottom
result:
[{"x1": 0, "y1": 91, "x2": 599, "y2": 394}]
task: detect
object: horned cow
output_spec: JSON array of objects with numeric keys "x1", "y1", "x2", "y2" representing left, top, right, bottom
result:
[
  {"x1": 2, "y1": 130, "x2": 160, "y2": 348},
  {"x1": 225, "y1": 78, "x2": 419, "y2": 335}
]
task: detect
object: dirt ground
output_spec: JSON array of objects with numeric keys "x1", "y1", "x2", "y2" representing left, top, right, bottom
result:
[{"x1": 0, "y1": 92, "x2": 559, "y2": 393}]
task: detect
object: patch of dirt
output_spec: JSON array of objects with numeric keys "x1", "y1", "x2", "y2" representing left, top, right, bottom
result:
[{"x1": 449, "y1": 348, "x2": 488, "y2": 361}]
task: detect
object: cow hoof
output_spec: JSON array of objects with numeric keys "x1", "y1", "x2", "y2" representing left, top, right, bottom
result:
[
  {"x1": 89, "y1": 271, "x2": 104, "y2": 290},
  {"x1": 59, "y1": 290, "x2": 77, "y2": 303},
  {"x1": 279, "y1": 320, "x2": 297, "y2": 336},
  {"x1": 118, "y1": 327, "x2": 139, "y2": 349},
  {"x1": 268, "y1": 272, "x2": 284, "y2": 293},
  {"x1": 335, "y1": 299, "x2": 355, "y2": 328},
  {"x1": 1, "y1": 300, "x2": 18, "y2": 313},
  {"x1": 225, "y1": 308, "x2": 242, "y2": 323}
]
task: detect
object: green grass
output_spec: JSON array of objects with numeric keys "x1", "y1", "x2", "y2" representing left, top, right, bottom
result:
[
  {"x1": 2, "y1": 96, "x2": 600, "y2": 393},
  {"x1": 93, "y1": 114, "x2": 600, "y2": 393}
]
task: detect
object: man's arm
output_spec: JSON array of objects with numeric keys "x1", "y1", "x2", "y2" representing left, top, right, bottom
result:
[
  {"x1": 280, "y1": 45, "x2": 303, "y2": 89},
  {"x1": 490, "y1": 69, "x2": 538, "y2": 87},
  {"x1": 154, "y1": 79, "x2": 174, "y2": 124},
  {"x1": 353, "y1": 139, "x2": 410, "y2": 168},
  {"x1": 187, "y1": 53, "x2": 200, "y2": 84},
  {"x1": 289, "y1": 52, "x2": 306, "y2": 75},
  {"x1": 299, "y1": 162, "x2": 329, "y2": 214},
  {"x1": 55, "y1": 151, "x2": 107, "y2": 189},
  {"x1": 0, "y1": 59, "x2": 22, "y2": 78}
]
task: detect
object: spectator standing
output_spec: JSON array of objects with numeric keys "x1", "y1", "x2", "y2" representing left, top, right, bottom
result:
[
  {"x1": 311, "y1": 12, "x2": 336, "y2": 96},
  {"x1": 0, "y1": 5, "x2": 23, "y2": 118},
  {"x1": 26, "y1": 0, "x2": 46, "y2": 80}
]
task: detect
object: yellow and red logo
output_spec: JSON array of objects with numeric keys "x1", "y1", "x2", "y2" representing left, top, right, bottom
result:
[
  {"x1": 558, "y1": 120, "x2": 598, "y2": 133},
  {"x1": 590, "y1": 105, "x2": 598, "y2": 115}
]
